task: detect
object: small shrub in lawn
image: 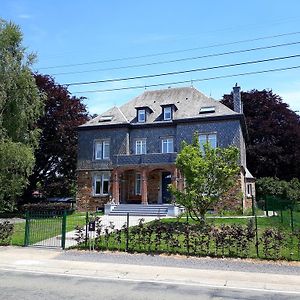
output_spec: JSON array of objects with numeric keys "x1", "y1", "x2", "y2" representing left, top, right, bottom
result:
[{"x1": 0, "y1": 221, "x2": 14, "y2": 245}]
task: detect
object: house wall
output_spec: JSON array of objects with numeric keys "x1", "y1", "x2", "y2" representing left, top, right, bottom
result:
[
  {"x1": 76, "y1": 170, "x2": 109, "y2": 211},
  {"x1": 77, "y1": 117, "x2": 247, "y2": 211}
]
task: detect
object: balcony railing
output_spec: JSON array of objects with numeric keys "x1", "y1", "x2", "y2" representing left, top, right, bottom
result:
[{"x1": 115, "y1": 153, "x2": 177, "y2": 165}]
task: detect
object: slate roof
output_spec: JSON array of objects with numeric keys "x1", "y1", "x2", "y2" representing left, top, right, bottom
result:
[{"x1": 80, "y1": 87, "x2": 238, "y2": 127}]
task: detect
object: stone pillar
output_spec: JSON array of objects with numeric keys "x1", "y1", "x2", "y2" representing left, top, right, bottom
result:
[
  {"x1": 177, "y1": 169, "x2": 184, "y2": 192},
  {"x1": 112, "y1": 169, "x2": 120, "y2": 205},
  {"x1": 171, "y1": 168, "x2": 178, "y2": 189},
  {"x1": 141, "y1": 168, "x2": 148, "y2": 205}
]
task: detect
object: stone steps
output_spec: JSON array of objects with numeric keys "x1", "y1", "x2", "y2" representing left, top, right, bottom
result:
[{"x1": 108, "y1": 204, "x2": 169, "y2": 216}]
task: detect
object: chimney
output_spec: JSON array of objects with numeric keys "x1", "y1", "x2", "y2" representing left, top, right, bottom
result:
[{"x1": 233, "y1": 83, "x2": 243, "y2": 113}]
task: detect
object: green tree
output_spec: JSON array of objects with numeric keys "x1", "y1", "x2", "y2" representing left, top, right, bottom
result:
[
  {"x1": 170, "y1": 135, "x2": 239, "y2": 223},
  {"x1": 256, "y1": 177, "x2": 300, "y2": 208},
  {"x1": 0, "y1": 19, "x2": 43, "y2": 212}
]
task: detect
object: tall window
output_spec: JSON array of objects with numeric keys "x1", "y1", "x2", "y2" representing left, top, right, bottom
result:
[
  {"x1": 163, "y1": 106, "x2": 172, "y2": 120},
  {"x1": 135, "y1": 173, "x2": 141, "y2": 195},
  {"x1": 162, "y1": 138, "x2": 174, "y2": 153},
  {"x1": 137, "y1": 109, "x2": 146, "y2": 122},
  {"x1": 247, "y1": 184, "x2": 253, "y2": 196},
  {"x1": 95, "y1": 140, "x2": 110, "y2": 160},
  {"x1": 93, "y1": 172, "x2": 110, "y2": 196},
  {"x1": 199, "y1": 133, "x2": 217, "y2": 152},
  {"x1": 135, "y1": 139, "x2": 146, "y2": 154}
]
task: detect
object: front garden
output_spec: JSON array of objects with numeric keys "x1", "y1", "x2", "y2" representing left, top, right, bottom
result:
[{"x1": 74, "y1": 209, "x2": 300, "y2": 261}]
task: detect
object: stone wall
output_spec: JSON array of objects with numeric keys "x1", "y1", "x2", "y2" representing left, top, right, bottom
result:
[
  {"x1": 215, "y1": 174, "x2": 244, "y2": 214},
  {"x1": 76, "y1": 170, "x2": 109, "y2": 211}
]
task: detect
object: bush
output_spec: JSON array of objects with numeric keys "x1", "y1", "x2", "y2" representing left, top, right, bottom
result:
[
  {"x1": 22, "y1": 202, "x2": 73, "y2": 213},
  {"x1": 0, "y1": 221, "x2": 14, "y2": 245}
]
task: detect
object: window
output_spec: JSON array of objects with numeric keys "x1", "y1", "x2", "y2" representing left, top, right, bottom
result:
[
  {"x1": 138, "y1": 109, "x2": 146, "y2": 122},
  {"x1": 247, "y1": 184, "x2": 253, "y2": 197},
  {"x1": 95, "y1": 140, "x2": 110, "y2": 160},
  {"x1": 199, "y1": 133, "x2": 217, "y2": 152},
  {"x1": 162, "y1": 138, "x2": 174, "y2": 153},
  {"x1": 199, "y1": 106, "x2": 215, "y2": 114},
  {"x1": 135, "y1": 173, "x2": 141, "y2": 195},
  {"x1": 163, "y1": 106, "x2": 172, "y2": 120},
  {"x1": 135, "y1": 139, "x2": 146, "y2": 154},
  {"x1": 93, "y1": 172, "x2": 110, "y2": 196}
]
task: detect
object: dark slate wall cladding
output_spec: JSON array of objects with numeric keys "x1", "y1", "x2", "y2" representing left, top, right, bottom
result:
[
  {"x1": 176, "y1": 120, "x2": 240, "y2": 147},
  {"x1": 129, "y1": 126, "x2": 176, "y2": 154},
  {"x1": 77, "y1": 127, "x2": 129, "y2": 165},
  {"x1": 176, "y1": 120, "x2": 245, "y2": 165},
  {"x1": 117, "y1": 153, "x2": 177, "y2": 165},
  {"x1": 77, "y1": 118, "x2": 246, "y2": 170}
]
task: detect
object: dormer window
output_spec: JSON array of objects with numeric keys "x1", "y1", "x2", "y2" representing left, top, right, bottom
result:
[
  {"x1": 138, "y1": 109, "x2": 146, "y2": 123},
  {"x1": 161, "y1": 104, "x2": 177, "y2": 121},
  {"x1": 135, "y1": 106, "x2": 153, "y2": 123},
  {"x1": 163, "y1": 106, "x2": 172, "y2": 120}
]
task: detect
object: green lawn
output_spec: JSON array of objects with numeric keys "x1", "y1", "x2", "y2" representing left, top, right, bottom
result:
[{"x1": 11, "y1": 211, "x2": 93, "y2": 246}]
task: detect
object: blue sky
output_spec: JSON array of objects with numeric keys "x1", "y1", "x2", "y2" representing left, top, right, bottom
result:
[{"x1": 2, "y1": 0, "x2": 300, "y2": 114}]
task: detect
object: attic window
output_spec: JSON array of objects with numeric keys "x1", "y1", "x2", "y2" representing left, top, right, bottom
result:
[
  {"x1": 99, "y1": 115, "x2": 113, "y2": 122},
  {"x1": 138, "y1": 109, "x2": 146, "y2": 123},
  {"x1": 163, "y1": 106, "x2": 172, "y2": 120},
  {"x1": 199, "y1": 106, "x2": 215, "y2": 114}
]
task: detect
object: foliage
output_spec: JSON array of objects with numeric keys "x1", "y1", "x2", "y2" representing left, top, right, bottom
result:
[
  {"x1": 22, "y1": 202, "x2": 73, "y2": 212},
  {"x1": 260, "y1": 228, "x2": 285, "y2": 259},
  {"x1": 170, "y1": 134, "x2": 239, "y2": 222},
  {"x1": 0, "y1": 221, "x2": 14, "y2": 245},
  {"x1": 0, "y1": 19, "x2": 44, "y2": 212},
  {"x1": 256, "y1": 177, "x2": 300, "y2": 208},
  {"x1": 221, "y1": 89, "x2": 300, "y2": 180},
  {"x1": 23, "y1": 74, "x2": 88, "y2": 199},
  {"x1": 0, "y1": 140, "x2": 35, "y2": 212}
]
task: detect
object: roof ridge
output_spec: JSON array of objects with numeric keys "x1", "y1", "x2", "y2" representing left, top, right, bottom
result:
[{"x1": 117, "y1": 106, "x2": 129, "y2": 123}]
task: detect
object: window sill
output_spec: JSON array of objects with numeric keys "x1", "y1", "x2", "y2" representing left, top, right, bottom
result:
[
  {"x1": 92, "y1": 194, "x2": 109, "y2": 198},
  {"x1": 94, "y1": 158, "x2": 111, "y2": 161}
]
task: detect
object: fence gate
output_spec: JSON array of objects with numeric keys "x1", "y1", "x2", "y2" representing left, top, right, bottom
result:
[{"x1": 24, "y1": 211, "x2": 67, "y2": 249}]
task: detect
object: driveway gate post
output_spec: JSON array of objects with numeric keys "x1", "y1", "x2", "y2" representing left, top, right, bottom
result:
[
  {"x1": 24, "y1": 211, "x2": 30, "y2": 247},
  {"x1": 61, "y1": 210, "x2": 67, "y2": 249}
]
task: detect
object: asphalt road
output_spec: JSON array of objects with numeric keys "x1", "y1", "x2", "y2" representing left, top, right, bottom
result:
[{"x1": 0, "y1": 269, "x2": 299, "y2": 300}]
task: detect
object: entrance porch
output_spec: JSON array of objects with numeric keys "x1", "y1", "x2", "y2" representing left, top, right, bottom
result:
[{"x1": 106, "y1": 166, "x2": 184, "y2": 216}]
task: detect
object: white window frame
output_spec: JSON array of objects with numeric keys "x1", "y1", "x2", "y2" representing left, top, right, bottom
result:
[
  {"x1": 199, "y1": 133, "x2": 217, "y2": 152},
  {"x1": 93, "y1": 173, "x2": 110, "y2": 196},
  {"x1": 161, "y1": 138, "x2": 174, "y2": 153},
  {"x1": 163, "y1": 106, "x2": 172, "y2": 120},
  {"x1": 137, "y1": 109, "x2": 146, "y2": 123},
  {"x1": 135, "y1": 139, "x2": 146, "y2": 154},
  {"x1": 135, "y1": 173, "x2": 141, "y2": 195},
  {"x1": 94, "y1": 140, "x2": 110, "y2": 160}
]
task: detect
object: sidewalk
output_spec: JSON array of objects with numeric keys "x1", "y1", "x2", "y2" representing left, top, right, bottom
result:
[{"x1": 0, "y1": 246, "x2": 300, "y2": 295}]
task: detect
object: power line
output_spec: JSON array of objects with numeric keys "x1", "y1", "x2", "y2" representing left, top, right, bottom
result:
[
  {"x1": 51, "y1": 40, "x2": 300, "y2": 76},
  {"x1": 39, "y1": 31, "x2": 300, "y2": 70},
  {"x1": 65, "y1": 54, "x2": 300, "y2": 86},
  {"x1": 72, "y1": 65, "x2": 300, "y2": 94}
]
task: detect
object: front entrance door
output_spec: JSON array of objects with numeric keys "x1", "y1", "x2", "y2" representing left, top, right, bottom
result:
[{"x1": 161, "y1": 172, "x2": 172, "y2": 204}]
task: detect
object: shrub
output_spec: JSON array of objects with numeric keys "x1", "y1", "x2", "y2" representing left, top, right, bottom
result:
[
  {"x1": 0, "y1": 221, "x2": 14, "y2": 245},
  {"x1": 22, "y1": 202, "x2": 73, "y2": 213}
]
